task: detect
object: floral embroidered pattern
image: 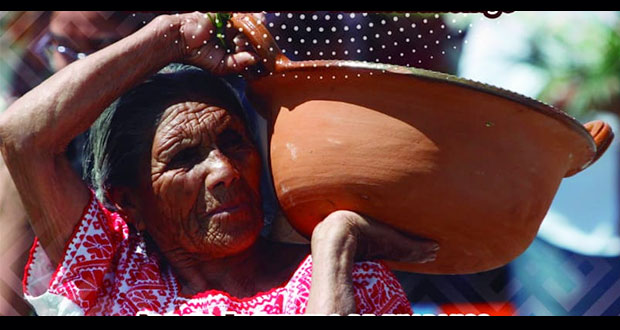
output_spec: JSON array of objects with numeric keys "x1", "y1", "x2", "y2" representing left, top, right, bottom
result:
[{"x1": 23, "y1": 192, "x2": 413, "y2": 315}]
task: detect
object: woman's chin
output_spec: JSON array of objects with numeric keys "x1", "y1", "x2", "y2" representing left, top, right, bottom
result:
[{"x1": 193, "y1": 214, "x2": 263, "y2": 258}]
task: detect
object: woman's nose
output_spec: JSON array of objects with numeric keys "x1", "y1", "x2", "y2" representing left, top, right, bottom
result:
[{"x1": 204, "y1": 149, "x2": 241, "y2": 191}]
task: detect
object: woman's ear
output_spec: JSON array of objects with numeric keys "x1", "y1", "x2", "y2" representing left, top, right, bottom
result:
[{"x1": 108, "y1": 186, "x2": 146, "y2": 231}]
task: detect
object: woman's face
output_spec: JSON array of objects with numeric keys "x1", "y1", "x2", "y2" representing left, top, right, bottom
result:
[{"x1": 138, "y1": 97, "x2": 263, "y2": 260}]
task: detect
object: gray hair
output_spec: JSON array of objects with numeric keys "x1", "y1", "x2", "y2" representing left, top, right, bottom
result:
[{"x1": 84, "y1": 64, "x2": 246, "y2": 209}]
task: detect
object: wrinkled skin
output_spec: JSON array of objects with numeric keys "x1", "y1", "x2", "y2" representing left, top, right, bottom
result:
[{"x1": 137, "y1": 98, "x2": 263, "y2": 262}]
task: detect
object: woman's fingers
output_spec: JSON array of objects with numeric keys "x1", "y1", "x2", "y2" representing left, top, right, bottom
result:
[
  {"x1": 321, "y1": 210, "x2": 439, "y2": 264},
  {"x1": 177, "y1": 12, "x2": 259, "y2": 74}
]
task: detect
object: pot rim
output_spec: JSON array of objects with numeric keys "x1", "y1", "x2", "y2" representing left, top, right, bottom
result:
[{"x1": 261, "y1": 58, "x2": 598, "y2": 174}]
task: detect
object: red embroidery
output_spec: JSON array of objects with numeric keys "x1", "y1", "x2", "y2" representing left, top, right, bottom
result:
[{"x1": 23, "y1": 192, "x2": 413, "y2": 315}]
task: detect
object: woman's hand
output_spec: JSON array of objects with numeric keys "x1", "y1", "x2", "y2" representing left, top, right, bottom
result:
[
  {"x1": 306, "y1": 210, "x2": 438, "y2": 315},
  {"x1": 161, "y1": 12, "x2": 260, "y2": 75}
]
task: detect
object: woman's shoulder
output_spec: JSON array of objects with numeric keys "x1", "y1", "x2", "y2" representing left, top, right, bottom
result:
[{"x1": 22, "y1": 190, "x2": 147, "y2": 315}]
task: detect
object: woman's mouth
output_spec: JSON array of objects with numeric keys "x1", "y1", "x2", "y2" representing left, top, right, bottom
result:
[{"x1": 206, "y1": 202, "x2": 250, "y2": 219}]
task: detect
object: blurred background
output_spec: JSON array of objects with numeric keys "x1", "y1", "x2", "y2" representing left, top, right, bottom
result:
[{"x1": 1, "y1": 11, "x2": 619, "y2": 315}]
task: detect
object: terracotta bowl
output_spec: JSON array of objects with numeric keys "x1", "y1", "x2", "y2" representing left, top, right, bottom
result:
[{"x1": 230, "y1": 14, "x2": 614, "y2": 274}]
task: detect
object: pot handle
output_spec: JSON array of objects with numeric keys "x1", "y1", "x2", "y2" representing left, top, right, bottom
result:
[
  {"x1": 229, "y1": 13, "x2": 290, "y2": 73},
  {"x1": 584, "y1": 120, "x2": 614, "y2": 164}
]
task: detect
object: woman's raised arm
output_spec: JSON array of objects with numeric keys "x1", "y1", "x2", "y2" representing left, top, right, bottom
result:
[{"x1": 0, "y1": 12, "x2": 257, "y2": 266}]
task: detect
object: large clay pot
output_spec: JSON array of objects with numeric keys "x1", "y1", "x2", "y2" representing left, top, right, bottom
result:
[{"x1": 230, "y1": 14, "x2": 614, "y2": 274}]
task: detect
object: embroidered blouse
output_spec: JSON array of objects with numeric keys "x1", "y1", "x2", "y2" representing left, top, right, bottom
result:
[{"x1": 23, "y1": 192, "x2": 413, "y2": 315}]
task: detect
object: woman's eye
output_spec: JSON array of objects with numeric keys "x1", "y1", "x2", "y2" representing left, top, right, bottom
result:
[
  {"x1": 217, "y1": 129, "x2": 249, "y2": 152},
  {"x1": 168, "y1": 146, "x2": 201, "y2": 169}
]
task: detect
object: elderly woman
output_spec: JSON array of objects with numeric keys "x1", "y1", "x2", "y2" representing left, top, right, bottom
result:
[{"x1": 0, "y1": 12, "x2": 438, "y2": 315}]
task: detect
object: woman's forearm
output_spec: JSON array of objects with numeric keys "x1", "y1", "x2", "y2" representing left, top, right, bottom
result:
[
  {"x1": 306, "y1": 215, "x2": 359, "y2": 315},
  {"x1": 0, "y1": 15, "x2": 181, "y2": 153}
]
